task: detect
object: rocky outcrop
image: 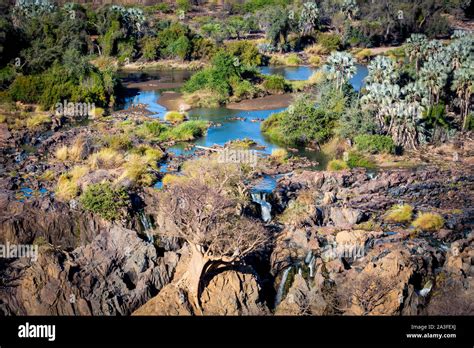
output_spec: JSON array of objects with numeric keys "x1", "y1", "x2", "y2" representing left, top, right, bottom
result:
[
  {"x1": 0, "y1": 226, "x2": 179, "y2": 315},
  {"x1": 0, "y1": 192, "x2": 107, "y2": 249},
  {"x1": 268, "y1": 167, "x2": 473, "y2": 316},
  {"x1": 200, "y1": 268, "x2": 267, "y2": 315}
]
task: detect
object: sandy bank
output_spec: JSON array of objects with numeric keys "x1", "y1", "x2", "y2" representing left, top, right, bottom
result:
[{"x1": 227, "y1": 94, "x2": 293, "y2": 110}]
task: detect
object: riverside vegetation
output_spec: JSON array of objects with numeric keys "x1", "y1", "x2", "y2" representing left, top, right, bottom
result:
[{"x1": 0, "y1": 0, "x2": 473, "y2": 316}]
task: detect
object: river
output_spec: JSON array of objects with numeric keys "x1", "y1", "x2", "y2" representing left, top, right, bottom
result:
[{"x1": 118, "y1": 65, "x2": 368, "y2": 166}]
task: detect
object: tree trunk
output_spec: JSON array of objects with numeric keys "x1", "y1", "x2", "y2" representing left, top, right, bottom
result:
[{"x1": 182, "y1": 244, "x2": 207, "y2": 314}]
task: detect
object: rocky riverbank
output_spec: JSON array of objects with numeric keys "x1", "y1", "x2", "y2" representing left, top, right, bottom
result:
[{"x1": 0, "y1": 100, "x2": 473, "y2": 316}]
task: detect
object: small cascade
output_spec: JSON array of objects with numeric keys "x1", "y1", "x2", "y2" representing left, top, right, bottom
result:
[
  {"x1": 251, "y1": 192, "x2": 272, "y2": 222},
  {"x1": 138, "y1": 211, "x2": 154, "y2": 243},
  {"x1": 305, "y1": 251, "x2": 316, "y2": 278},
  {"x1": 275, "y1": 266, "x2": 292, "y2": 306}
]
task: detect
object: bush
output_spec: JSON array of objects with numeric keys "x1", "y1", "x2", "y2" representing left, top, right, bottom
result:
[
  {"x1": 55, "y1": 165, "x2": 89, "y2": 201},
  {"x1": 327, "y1": 159, "x2": 349, "y2": 171},
  {"x1": 285, "y1": 54, "x2": 301, "y2": 66},
  {"x1": 354, "y1": 135, "x2": 395, "y2": 154},
  {"x1": 102, "y1": 133, "x2": 132, "y2": 151},
  {"x1": 163, "y1": 120, "x2": 208, "y2": 141},
  {"x1": 316, "y1": 33, "x2": 341, "y2": 54},
  {"x1": 231, "y1": 79, "x2": 258, "y2": 99},
  {"x1": 225, "y1": 41, "x2": 262, "y2": 67},
  {"x1": 385, "y1": 204, "x2": 413, "y2": 223},
  {"x1": 412, "y1": 212, "x2": 444, "y2": 232},
  {"x1": 354, "y1": 48, "x2": 373, "y2": 62},
  {"x1": 120, "y1": 154, "x2": 154, "y2": 186},
  {"x1": 308, "y1": 55, "x2": 322, "y2": 67},
  {"x1": 26, "y1": 114, "x2": 50, "y2": 129},
  {"x1": 88, "y1": 148, "x2": 125, "y2": 169},
  {"x1": 346, "y1": 152, "x2": 375, "y2": 169},
  {"x1": 80, "y1": 182, "x2": 130, "y2": 221},
  {"x1": 271, "y1": 148, "x2": 288, "y2": 163},
  {"x1": 164, "y1": 111, "x2": 186, "y2": 123},
  {"x1": 55, "y1": 146, "x2": 69, "y2": 161},
  {"x1": 136, "y1": 121, "x2": 168, "y2": 139},
  {"x1": 262, "y1": 75, "x2": 288, "y2": 94},
  {"x1": 176, "y1": 0, "x2": 191, "y2": 12}
]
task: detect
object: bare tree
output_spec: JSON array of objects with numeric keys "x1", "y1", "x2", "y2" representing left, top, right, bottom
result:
[
  {"x1": 153, "y1": 182, "x2": 269, "y2": 313},
  {"x1": 340, "y1": 274, "x2": 398, "y2": 315}
]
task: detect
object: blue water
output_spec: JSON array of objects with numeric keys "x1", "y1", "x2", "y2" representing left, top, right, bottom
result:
[
  {"x1": 120, "y1": 65, "x2": 369, "y2": 164},
  {"x1": 258, "y1": 64, "x2": 368, "y2": 91}
]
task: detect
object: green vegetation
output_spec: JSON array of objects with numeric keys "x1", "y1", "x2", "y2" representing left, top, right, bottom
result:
[
  {"x1": 412, "y1": 212, "x2": 445, "y2": 231},
  {"x1": 80, "y1": 182, "x2": 130, "y2": 221},
  {"x1": 262, "y1": 84, "x2": 349, "y2": 146},
  {"x1": 262, "y1": 75, "x2": 288, "y2": 94},
  {"x1": 346, "y1": 152, "x2": 375, "y2": 169},
  {"x1": 354, "y1": 135, "x2": 395, "y2": 154},
  {"x1": 385, "y1": 204, "x2": 414, "y2": 223},
  {"x1": 327, "y1": 159, "x2": 349, "y2": 171},
  {"x1": 164, "y1": 111, "x2": 187, "y2": 124},
  {"x1": 165, "y1": 121, "x2": 208, "y2": 141}
]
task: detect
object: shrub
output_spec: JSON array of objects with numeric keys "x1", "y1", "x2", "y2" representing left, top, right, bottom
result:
[
  {"x1": 163, "y1": 121, "x2": 208, "y2": 141},
  {"x1": 225, "y1": 41, "x2": 262, "y2": 67},
  {"x1": 354, "y1": 135, "x2": 395, "y2": 154},
  {"x1": 176, "y1": 0, "x2": 191, "y2": 12},
  {"x1": 90, "y1": 107, "x2": 105, "y2": 119},
  {"x1": 346, "y1": 152, "x2": 375, "y2": 169},
  {"x1": 120, "y1": 154, "x2": 154, "y2": 186},
  {"x1": 80, "y1": 182, "x2": 130, "y2": 221},
  {"x1": 385, "y1": 204, "x2": 413, "y2": 223},
  {"x1": 55, "y1": 146, "x2": 69, "y2": 161},
  {"x1": 131, "y1": 146, "x2": 164, "y2": 169},
  {"x1": 262, "y1": 75, "x2": 288, "y2": 94},
  {"x1": 285, "y1": 54, "x2": 301, "y2": 66},
  {"x1": 271, "y1": 148, "x2": 288, "y2": 163},
  {"x1": 327, "y1": 159, "x2": 349, "y2": 171},
  {"x1": 308, "y1": 55, "x2": 322, "y2": 67},
  {"x1": 162, "y1": 173, "x2": 186, "y2": 187},
  {"x1": 316, "y1": 33, "x2": 341, "y2": 54},
  {"x1": 40, "y1": 169, "x2": 55, "y2": 181},
  {"x1": 102, "y1": 133, "x2": 132, "y2": 151},
  {"x1": 136, "y1": 121, "x2": 168, "y2": 139},
  {"x1": 164, "y1": 111, "x2": 186, "y2": 123},
  {"x1": 412, "y1": 212, "x2": 444, "y2": 231},
  {"x1": 26, "y1": 114, "x2": 51, "y2": 129},
  {"x1": 88, "y1": 148, "x2": 125, "y2": 169},
  {"x1": 231, "y1": 79, "x2": 258, "y2": 99},
  {"x1": 55, "y1": 165, "x2": 88, "y2": 201},
  {"x1": 354, "y1": 48, "x2": 373, "y2": 62},
  {"x1": 0, "y1": 115, "x2": 6, "y2": 123},
  {"x1": 68, "y1": 137, "x2": 89, "y2": 161}
]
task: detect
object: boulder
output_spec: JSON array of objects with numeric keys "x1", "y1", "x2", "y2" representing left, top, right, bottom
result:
[{"x1": 0, "y1": 226, "x2": 179, "y2": 315}]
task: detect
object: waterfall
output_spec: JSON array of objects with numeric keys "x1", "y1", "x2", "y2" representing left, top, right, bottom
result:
[
  {"x1": 138, "y1": 211, "x2": 154, "y2": 243},
  {"x1": 251, "y1": 192, "x2": 272, "y2": 222},
  {"x1": 275, "y1": 266, "x2": 292, "y2": 306}
]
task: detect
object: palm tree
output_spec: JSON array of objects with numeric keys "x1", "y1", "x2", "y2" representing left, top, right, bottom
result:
[
  {"x1": 324, "y1": 51, "x2": 357, "y2": 91},
  {"x1": 452, "y1": 61, "x2": 474, "y2": 131},
  {"x1": 419, "y1": 59, "x2": 449, "y2": 105},
  {"x1": 365, "y1": 55, "x2": 398, "y2": 85},
  {"x1": 405, "y1": 34, "x2": 428, "y2": 72},
  {"x1": 340, "y1": 0, "x2": 359, "y2": 21},
  {"x1": 448, "y1": 37, "x2": 473, "y2": 70},
  {"x1": 299, "y1": 2, "x2": 320, "y2": 36}
]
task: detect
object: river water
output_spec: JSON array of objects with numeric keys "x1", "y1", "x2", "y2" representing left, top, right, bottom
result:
[{"x1": 118, "y1": 65, "x2": 368, "y2": 166}]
